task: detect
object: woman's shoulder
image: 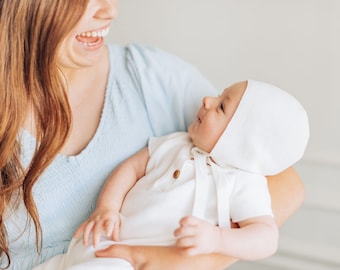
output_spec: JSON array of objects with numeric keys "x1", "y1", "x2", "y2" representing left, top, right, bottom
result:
[
  {"x1": 106, "y1": 43, "x2": 217, "y2": 135},
  {"x1": 107, "y1": 43, "x2": 198, "y2": 75}
]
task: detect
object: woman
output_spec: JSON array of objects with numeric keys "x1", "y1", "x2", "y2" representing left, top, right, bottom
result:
[{"x1": 0, "y1": 0, "x2": 304, "y2": 269}]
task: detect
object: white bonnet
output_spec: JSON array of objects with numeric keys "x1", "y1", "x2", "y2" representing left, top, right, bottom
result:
[{"x1": 210, "y1": 80, "x2": 309, "y2": 175}]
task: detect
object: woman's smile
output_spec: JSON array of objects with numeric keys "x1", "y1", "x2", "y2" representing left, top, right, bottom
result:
[{"x1": 75, "y1": 25, "x2": 110, "y2": 49}]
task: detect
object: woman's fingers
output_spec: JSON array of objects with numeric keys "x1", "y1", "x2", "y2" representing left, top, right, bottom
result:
[{"x1": 95, "y1": 244, "x2": 136, "y2": 266}]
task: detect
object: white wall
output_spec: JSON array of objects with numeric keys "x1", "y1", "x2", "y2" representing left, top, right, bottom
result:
[{"x1": 108, "y1": 1, "x2": 340, "y2": 269}]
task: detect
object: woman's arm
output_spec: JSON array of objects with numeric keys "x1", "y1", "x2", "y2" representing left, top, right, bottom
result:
[
  {"x1": 267, "y1": 166, "x2": 305, "y2": 226},
  {"x1": 96, "y1": 166, "x2": 304, "y2": 270},
  {"x1": 96, "y1": 245, "x2": 237, "y2": 270}
]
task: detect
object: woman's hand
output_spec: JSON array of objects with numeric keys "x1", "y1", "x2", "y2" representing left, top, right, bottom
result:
[
  {"x1": 74, "y1": 208, "x2": 121, "y2": 247},
  {"x1": 95, "y1": 245, "x2": 236, "y2": 270}
]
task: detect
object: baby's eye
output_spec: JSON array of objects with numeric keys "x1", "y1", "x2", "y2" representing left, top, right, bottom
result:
[{"x1": 219, "y1": 103, "x2": 225, "y2": 112}]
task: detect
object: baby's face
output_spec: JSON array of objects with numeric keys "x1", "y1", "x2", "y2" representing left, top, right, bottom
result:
[{"x1": 188, "y1": 81, "x2": 247, "y2": 152}]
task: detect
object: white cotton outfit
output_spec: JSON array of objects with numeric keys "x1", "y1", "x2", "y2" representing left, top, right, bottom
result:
[
  {"x1": 34, "y1": 132, "x2": 274, "y2": 270},
  {"x1": 3, "y1": 44, "x2": 218, "y2": 270},
  {"x1": 34, "y1": 80, "x2": 309, "y2": 270}
]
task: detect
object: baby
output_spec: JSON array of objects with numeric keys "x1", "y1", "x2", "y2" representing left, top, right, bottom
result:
[{"x1": 34, "y1": 80, "x2": 309, "y2": 270}]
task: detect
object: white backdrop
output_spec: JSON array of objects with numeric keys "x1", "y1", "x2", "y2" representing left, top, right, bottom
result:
[
  {"x1": 108, "y1": 0, "x2": 340, "y2": 165},
  {"x1": 108, "y1": 1, "x2": 340, "y2": 269}
]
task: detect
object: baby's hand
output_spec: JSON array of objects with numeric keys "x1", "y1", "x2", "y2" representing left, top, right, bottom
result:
[
  {"x1": 173, "y1": 216, "x2": 220, "y2": 256},
  {"x1": 74, "y1": 208, "x2": 121, "y2": 247}
]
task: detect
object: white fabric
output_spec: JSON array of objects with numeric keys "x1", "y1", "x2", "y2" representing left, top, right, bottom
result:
[
  {"x1": 191, "y1": 147, "x2": 210, "y2": 220},
  {"x1": 33, "y1": 238, "x2": 134, "y2": 270},
  {"x1": 211, "y1": 80, "x2": 310, "y2": 175},
  {"x1": 35, "y1": 132, "x2": 272, "y2": 269}
]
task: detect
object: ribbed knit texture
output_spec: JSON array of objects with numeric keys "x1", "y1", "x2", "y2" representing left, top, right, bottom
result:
[{"x1": 3, "y1": 44, "x2": 217, "y2": 269}]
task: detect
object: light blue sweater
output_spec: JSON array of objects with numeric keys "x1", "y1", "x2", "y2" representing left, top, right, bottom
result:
[{"x1": 3, "y1": 44, "x2": 217, "y2": 269}]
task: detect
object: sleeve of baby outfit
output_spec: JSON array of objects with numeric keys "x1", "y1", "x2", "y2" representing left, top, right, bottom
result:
[
  {"x1": 125, "y1": 44, "x2": 218, "y2": 136},
  {"x1": 229, "y1": 171, "x2": 273, "y2": 223}
]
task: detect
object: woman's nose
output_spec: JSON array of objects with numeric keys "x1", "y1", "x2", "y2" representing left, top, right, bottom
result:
[{"x1": 94, "y1": 0, "x2": 118, "y2": 20}]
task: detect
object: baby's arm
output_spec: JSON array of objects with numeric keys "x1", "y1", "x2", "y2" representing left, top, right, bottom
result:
[
  {"x1": 174, "y1": 215, "x2": 278, "y2": 260},
  {"x1": 74, "y1": 147, "x2": 150, "y2": 247}
]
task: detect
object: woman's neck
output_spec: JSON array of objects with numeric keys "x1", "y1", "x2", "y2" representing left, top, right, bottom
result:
[{"x1": 60, "y1": 47, "x2": 110, "y2": 156}]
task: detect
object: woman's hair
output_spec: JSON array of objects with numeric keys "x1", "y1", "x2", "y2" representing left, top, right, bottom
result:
[{"x1": 0, "y1": 0, "x2": 88, "y2": 267}]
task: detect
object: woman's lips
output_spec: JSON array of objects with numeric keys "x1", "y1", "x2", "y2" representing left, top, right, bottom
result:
[{"x1": 75, "y1": 26, "x2": 110, "y2": 47}]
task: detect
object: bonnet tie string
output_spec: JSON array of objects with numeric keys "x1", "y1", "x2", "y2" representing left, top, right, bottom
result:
[
  {"x1": 209, "y1": 161, "x2": 235, "y2": 227},
  {"x1": 191, "y1": 147, "x2": 235, "y2": 228},
  {"x1": 191, "y1": 147, "x2": 210, "y2": 220}
]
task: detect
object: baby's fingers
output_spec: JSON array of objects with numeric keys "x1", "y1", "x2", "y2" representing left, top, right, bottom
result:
[
  {"x1": 176, "y1": 235, "x2": 194, "y2": 247},
  {"x1": 83, "y1": 221, "x2": 95, "y2": 246},
  {"x1": 174, "y1": 224, "x2": 196, "y2": 238},
  {"x1": 179, "y1": 215, "x2": 200, "y2": 227},
  {"x1": 101, "y1": 219, "x2": 120, "y2": 241},
  {"x1": 112, "y1": 220, "x2": 120, "y2": 241},
  {"x1": 103, "y1": 219, "x2": 115, "y2": 239},
  {"x1": 73, "y1": 222, "x2": 86, "y2": 239},
  {"x1": 175, "y1": 235, "x2": 201, "y2": 256},
  {"x1": 92, "y1": 220, "x2": 108, "y2": 247}
]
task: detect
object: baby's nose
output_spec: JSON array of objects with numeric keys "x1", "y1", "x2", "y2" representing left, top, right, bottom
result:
[{"x1": 202, "y1": 96, "x2": 213, "y2": 108}]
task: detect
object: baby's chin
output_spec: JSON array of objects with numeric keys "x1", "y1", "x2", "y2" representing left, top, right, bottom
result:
[{"x1": 187, "y1": 124, "x2": 195, "y2": 138}]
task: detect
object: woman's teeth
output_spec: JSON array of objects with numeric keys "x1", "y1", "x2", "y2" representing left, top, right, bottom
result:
[
  {"x1": 75, "y1": 27, "x2": 110, "y2": 47},
  {"x1": 78, "y1": 27, "x2": 110, "y2": 38}
]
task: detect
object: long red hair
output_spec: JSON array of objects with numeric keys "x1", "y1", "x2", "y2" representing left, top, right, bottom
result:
[{"x1": 0, "y1": 0, "x2": 88, "y2": 267}]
